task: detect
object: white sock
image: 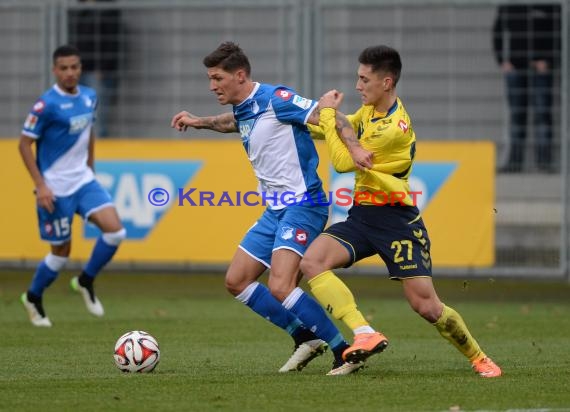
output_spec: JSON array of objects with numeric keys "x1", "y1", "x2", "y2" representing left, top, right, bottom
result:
[{"x1": 354, "y1": 325, "x2": 376, "y2": 335}]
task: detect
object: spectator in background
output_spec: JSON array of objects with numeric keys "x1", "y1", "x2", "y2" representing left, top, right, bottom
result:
[
  {"x1": 493, "y1": 5, "x2": 561, "y2": 173},
  {"x1": 68, "y1": 0, "x2": 122, "y2": 138}
]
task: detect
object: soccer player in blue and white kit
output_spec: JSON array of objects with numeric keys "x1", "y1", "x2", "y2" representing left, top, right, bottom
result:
[
  {"x1": 171, "y1": 42, "x2": 370, "y2": 375},
  {"x1": 19, "y1": 45, "x2": 126, "y2": 327}
]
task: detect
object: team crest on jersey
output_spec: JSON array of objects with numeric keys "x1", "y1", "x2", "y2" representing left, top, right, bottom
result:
[
  {"x1": 32, "y1": 100, "x2": 45, "y2": 113},
  {"x1": 281, "y1": 226, "x2": 294, "y2": 240},
  {"x1": 275, "y1": 89, "x2": 293, "y2": 101},
  {"x1": 398, "y1": 119, "x2": 408, "y2": 132},
  {"x1": 82, "y1": 96, "x2": 93, "y2": 108},
  {"x1": 24, "y1": 114, "x2": 39, "y2": 130},
  {"x1": 294, "y1": 229, "x2": 308, "y2": 245},
  {"x1": 250, "y1": 100, "x2": 260, "y2": 114},
  {"x1": 44, "y1": 222, "x2": 53, "y2": 236},
  {"x1": 292, "y1": 95, "x2": 312, "y2": 110}
]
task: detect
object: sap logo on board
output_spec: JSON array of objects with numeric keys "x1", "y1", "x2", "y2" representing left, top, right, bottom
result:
[{"x1": 84, "y1": 161, "x2": 202, "y2": 239}]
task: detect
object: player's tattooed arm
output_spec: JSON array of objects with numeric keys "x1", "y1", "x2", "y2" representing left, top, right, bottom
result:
[
  {"x1": 333, "y1": 112, "x2": 373, "y2": 170},
  {"x1": 171, "y1": 111, "x2": 237, "y2": 133},
  {"x1": 317, "y1": 90, "x2": 373, "y2": 170},
  {"x1": 204, "y1": 112, "x2": 238, "y2": 133}
]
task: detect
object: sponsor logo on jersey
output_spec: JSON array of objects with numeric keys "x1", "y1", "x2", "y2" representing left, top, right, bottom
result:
[
  {"x1": 239, "y1": 118, "x2": 256, "y2": 152},
  {"x1": 60, "y1": 103, "x2": 73, "y2": 110},
  {"x1": 84, "y1": 161, "x2": 202, "y2": 240},
  {"x1": 239, "y1": 120, "x2": 254, "y2": 140},
  {"x1": 398, "y1": 119, "x2": 408, "y2": 132},
  {"x1": 24, "y1": 114, "x2": 38, "y2": 130},
  {"x1": 294, "y1": 229, "x2": 308, "y2": 245},
  {"x1": 32, "y1": 100, "x2": 45, "y2": 113},
  {"x1": 292, "y1": 95, "x2": 313, "y2": 110},
  {"x1": 274, "y1": 89, "x2": 293, "y2": 101},
  {"x1": 69, "y1": 113, "x2": 91, "y2": 134}
]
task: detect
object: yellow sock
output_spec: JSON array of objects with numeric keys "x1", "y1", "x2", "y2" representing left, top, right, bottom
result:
[
  {"x1": 433, "y1": 304, "x2": 485, "y2": 362},
  {"x1": 308, "y1": 270, "x2": 369, "y2": 330}
]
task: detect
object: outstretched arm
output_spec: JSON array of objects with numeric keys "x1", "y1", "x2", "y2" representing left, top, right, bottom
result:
[{"x1": 171, "y1": 111, "x2": 238, "y2": 133}]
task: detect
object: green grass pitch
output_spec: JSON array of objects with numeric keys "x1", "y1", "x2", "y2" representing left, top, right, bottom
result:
[{"x1": 1, "y1": 270, "x2": 569, "y2": 412}]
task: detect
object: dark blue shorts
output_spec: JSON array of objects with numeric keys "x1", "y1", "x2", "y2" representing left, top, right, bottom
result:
[{"x1": 324, "y1": 205, "x2": 432, "y2": 279}]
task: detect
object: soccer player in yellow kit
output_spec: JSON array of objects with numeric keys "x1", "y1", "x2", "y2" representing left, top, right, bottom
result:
[{"x1": 300, "y1": 45, "x2": 502, "y2": 378}]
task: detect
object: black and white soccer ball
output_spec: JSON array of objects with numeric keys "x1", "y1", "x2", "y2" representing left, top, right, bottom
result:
[{"x1": 113, "y1": 330, "x2": 160, "y2": 373}]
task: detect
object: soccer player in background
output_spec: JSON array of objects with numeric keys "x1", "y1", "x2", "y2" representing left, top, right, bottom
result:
[
  {"x1": 300, "y1": 45, "x2": 502, "y2": 378},
  {"x1": 19, "y1": 45, "x2": 126, "y2": 327},
  {"x1": 171, "y1": 41, "x2": 370, "y2": 375}
]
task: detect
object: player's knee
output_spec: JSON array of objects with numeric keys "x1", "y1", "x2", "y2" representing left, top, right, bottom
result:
[
  {"x1": 299, "y1": 254, "x2": 324, "y2": 279},
  {"x1": 267, "y1": 283, "x2": 291, "y2": 302},
  {"x1": 410, "y1": 299, "x2": 440, "y2": 323},
  {"x1": 51, "y1": 241, "x2": 71, "y2": 257},
  {"x1": 102, "y1": 228, "x2": 127, "y2": 246},
  {"x1": 224, "y1": 279, "x2": 239, "y2": 296},
  {"x1": 45, "y1": 253, "x2": 68, "y2": 272},
  {"x1": 225, "y1": 272, "x2": 248, "y2": 297}
]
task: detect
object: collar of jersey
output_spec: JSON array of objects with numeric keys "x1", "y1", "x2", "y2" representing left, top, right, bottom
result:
[
  {"x1": 53, "y1": 83, "x2": 80, "y2": 97},
  {"x1": 235, "y1": 82, "x2": 260, "y2": 107},
  {"x1": 371, "y1": 98, "x2": 398, "y2": 122}
]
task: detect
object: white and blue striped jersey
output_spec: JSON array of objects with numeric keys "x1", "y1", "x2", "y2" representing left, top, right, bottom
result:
[
  {"x1": 233, "y1": 83, "x2": 325, "y2": 210},
  {"x1": 22, "y1": 84, "x2": 97, "y2": 197}
]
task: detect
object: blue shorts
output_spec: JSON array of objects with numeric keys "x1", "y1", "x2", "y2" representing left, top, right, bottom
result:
[
  {"x1": 37, "y1": 180, "x2": 113, "y2": 244},
  {"x1": 240, "y1": 205, "x2": 329, "y2": 268},
  {"x1": 324, "y1": 205, "x2": 432, "y2": 279}
]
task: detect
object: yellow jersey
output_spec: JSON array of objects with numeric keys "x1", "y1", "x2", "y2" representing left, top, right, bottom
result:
[{"x1": 318, "y1": 98, "x2": 417, "y2": 206}]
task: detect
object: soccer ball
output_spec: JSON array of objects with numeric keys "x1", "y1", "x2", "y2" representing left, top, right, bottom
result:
[{"x1": 113, "y1": 330, "x2": 160, "y2": 373}]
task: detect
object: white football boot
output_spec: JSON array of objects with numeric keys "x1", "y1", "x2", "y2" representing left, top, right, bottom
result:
[
  {"x1": 327, "y1": 360, "x2": 365, "y2": 376},
  {"x1": 279, "y1": 339, "x2": 328, "y2": 372},
  {"x1": 21, "y1": 293, "x2": 52, "y2": 327},
  {"x1": 70, "y1": 276, "x2": 104, "y2": 317}
]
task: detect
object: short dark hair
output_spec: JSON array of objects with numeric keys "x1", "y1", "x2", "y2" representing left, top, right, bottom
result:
[
  {"x1": 52, "y1": 45, "x2": 81, "y2": 64},
  {"x1": 203, "y1": 41, "x2": 251, "y2": 76},
  {"x1": 358, "y1": 45, "x2": 402, "y2": 85}
]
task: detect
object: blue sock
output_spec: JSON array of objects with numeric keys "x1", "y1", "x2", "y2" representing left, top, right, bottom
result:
[
  {"x1": 288, "y1": 290, "x2": 346, "y2": 351},
  {"x1": 83, "y1": 236, "x2": 118, "y2": 278},
  {"x1": 29, "y1": 261, "x2": 59, "y2": 297},
  {"x1": 243, "y1": 283, "x2": 303, "y2": 334}
]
